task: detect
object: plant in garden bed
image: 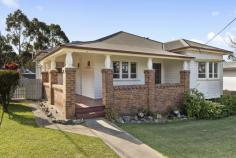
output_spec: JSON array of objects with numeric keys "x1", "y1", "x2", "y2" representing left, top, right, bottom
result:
[
  {"x1": 182, "y1": 89, "x2": 226, "y2": 119},
  {"x1": 218, "y1": 94, "x2": 236, "y2": 116}
]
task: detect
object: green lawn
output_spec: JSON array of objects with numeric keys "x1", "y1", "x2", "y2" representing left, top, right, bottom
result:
[
  {"x1": 0, "y1": 102, "x2": 119, "y2": 158},
  {"x1": 119, "y1": 117, "x2": 236, "y2": 158}
]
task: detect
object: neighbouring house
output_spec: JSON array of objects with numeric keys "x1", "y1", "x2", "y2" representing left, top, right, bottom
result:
[
  {"x1": 223, "y1": 61, "x2": 236, "y2": 92},
  {"x1": 36, "y1": 31, "x2": 232, "y2": 119}
]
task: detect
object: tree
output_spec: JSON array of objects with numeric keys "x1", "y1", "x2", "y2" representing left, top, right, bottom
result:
[
  {"x1": 28, "y1": 18, "x2": 50, "y2": 51},
  {"x1": 48, "y1": 24, "x2": 69, "y2": 48},
  {"x1": 0, "y1": 32, "x2": 16, "y2": 68},
  {"x1": 228, "y1": 36, "x2": 236, "y2": 61},
  {"x1": 6, "y1": 9, "x2": 30, "y2": 55},
  {"x1": 4, "y1": 9, "x2": 69, "y2": 71}
]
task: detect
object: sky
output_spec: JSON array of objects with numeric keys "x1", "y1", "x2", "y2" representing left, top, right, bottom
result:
[{"x1": 1, "y1": 0, "x2": 236, "y2": 52}]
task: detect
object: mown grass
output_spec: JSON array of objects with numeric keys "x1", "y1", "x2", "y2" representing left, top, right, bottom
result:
[
  {"x1": 119, "y1": 117, "x2": 236, "y2": 158},
  {"x1": 0, "y1": 102, "x2": 119, "y2": 158}
]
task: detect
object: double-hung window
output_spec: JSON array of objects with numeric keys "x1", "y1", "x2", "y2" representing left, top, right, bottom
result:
[
  {"x1": 112, "y1": 61, "x2": 137, "y2": 79},
  {"x1": 122, "y1": 62, "x2": 129, "y2": 78},
  {"x1": 198, "y1": 62, "x2": 218, "y2": 79},
  {"x1": 198, "y1": 62, "x2": 206, "y2": 78},
  {"x1": 209, "y1": 62, "x2": 218, "y2": 79},
  {"x1": 113, "y1": 61, "x2": 120, "y2": 79}
]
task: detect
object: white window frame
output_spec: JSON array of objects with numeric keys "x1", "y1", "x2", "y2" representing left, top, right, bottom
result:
[
  {"x1": 197, "y1": 61, "x2": 219, "y2": 80},
  {"x1": 208, "y1": 62, "x2": 218, "y2": 79},
  {"x1": 112, "y1": 61, "x2": 137, "y2": 80},
  {"x1": 198, "y1": 62, "x2": 207, "y2": 79}
]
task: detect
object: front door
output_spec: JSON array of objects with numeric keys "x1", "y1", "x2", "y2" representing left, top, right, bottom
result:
[{"x1": 153, "y1": 63, "x2": 161, "y2": 84}]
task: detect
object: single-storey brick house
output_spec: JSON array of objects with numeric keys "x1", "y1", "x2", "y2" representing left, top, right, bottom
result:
[{"x1": 36, "y1": 31, "x2": 232, "y2": 119}]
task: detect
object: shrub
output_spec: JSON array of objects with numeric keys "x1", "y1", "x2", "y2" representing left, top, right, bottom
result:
[
  {"x1": 199, "y1": 101, "x2": 225, "y2": 119},
  {"x1": 0, "y1": 70, "x2": 19, "y2": 112},
  {"x1": 183, "y1": 89, "x2": 225, "y2": 119},
  {"x1": 219, "y1": 94, "x2": 236, "y2": 115},
  {"x1": 182, "y1": 89, "x2": 204, "y2": 118}
]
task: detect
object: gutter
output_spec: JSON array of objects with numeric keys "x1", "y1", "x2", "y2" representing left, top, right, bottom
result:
[
  {"x1": 169, "y1": 46, "x2": 233, "y2": 55},
  {"x1": 40, "y1": 44, "x2": 194, "y2": 61}
]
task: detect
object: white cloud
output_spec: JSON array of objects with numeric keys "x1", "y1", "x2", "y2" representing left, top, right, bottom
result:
[
  {"x1": 207, "y1": 32, "x2": 224, "y2": 43},
  {"x1": 206, "y1": 32, "x2": 236, "y2": 51},
  {"x1": 211, "y1": 11, "x2": 220, "y2": 16},
  {"x1": 1, "y1": 0, "x2": 19, "y2": 8},
  {"x1": 35, "y1": 5, "x2": 43, "y2": 11}
]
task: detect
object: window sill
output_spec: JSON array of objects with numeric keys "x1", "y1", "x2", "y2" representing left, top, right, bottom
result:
[
  {"x1": 197, "y1": 78, "x2": 220, "y2": 81},
  {"x1": 113, "y1": 79, "x2": 140, "y2": 81}
]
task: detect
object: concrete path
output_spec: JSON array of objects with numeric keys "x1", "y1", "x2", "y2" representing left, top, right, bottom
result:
[{"x1": 30, "y1": 103, "x2": 165, "y2": 158}]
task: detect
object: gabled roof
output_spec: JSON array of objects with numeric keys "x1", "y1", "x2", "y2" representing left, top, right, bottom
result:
[
  {"x1": 41, "y1": 31, "x2": 192, "y2": 60},
  {"x1": 39, "y1": 31, "x2": 233, "y2": 61},
  {"x1": 164, "y1": 39, "x2": 233, "y2": 54}
]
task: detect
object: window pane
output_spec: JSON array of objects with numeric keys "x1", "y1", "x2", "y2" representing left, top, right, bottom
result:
[
  {"x1": 113, "y1": 61, "x2": 120, "y2": 79},
  {"x1": 113, "y1": 61, "x2": 120, "y2": 73},
  {"x1": 113, "y1": 74, "x2": 120, "y2": 79},
  {"x1": 198, "y1": 74, "x2": 206, "y2": 78},
  {"x1": 131, "y1": 62, "x2": 137, "y2": 79},
  {"x1": 198, "y1": 62, "x2": 206, "y2": 78},
  {"x1": 131, "y1": 74, "x2": 136, "y2": 78},
  {"x1": 122, "y1": 74, "x2": 128, "y2": 78},
  {"x1": 122, "y1": 62, "x2": 128, "y2": 73},
  {"x1": 214, "y1": 63, "x2": 218, "y2": 78},
  {"x1": 131, "y1": 63, "x2": 136, "y2": 73},
  {"x1": 209, "y1": 62, "x2": 213, "y2": 78}
]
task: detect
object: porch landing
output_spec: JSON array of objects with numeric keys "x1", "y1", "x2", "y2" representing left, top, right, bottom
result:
[{"x1": 75, "y1": 95, "x2": 105, "y2": 119}]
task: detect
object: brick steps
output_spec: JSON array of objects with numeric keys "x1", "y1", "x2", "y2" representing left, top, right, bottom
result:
[
  {"x1": 76, "y1": 105, "x2": 105, "y2": 119},
  {"x1": 76, "y1": 111, "x2": 105, "y2": 119}
]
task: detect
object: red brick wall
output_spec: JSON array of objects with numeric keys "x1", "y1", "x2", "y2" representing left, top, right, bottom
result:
[
  {"x1": 113, "y1": 85, "x2": 148, "y2": 114},
  {"x1": 42, "y1": 72, "x2": 49, "y2": 82},
  {"x1": 153, "y1": 83, "x2": 184, "y2": 114},
  {"x1": 52, "y1": 85, "x2": 64, "y2": 111},
  {"x1": 113, "y1": 83, "x2": 184, "y2": 115},
  {"x1": 43, "y1": 83, "x2": 50, "y2": 100},
  {"x1": 102, "y1": 68, "x2": 188, "y2": 115},
  {"x1": 63, "y1": 67, "x2": 76, "y2": 119}
]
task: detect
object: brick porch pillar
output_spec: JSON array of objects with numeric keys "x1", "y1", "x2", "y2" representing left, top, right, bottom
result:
[
  {"x1": 49, "y1": 70, "x2": 58, "y2": 105},
  {"x1": 41, "y1": 72, "x2": 48, "y2": 83},
  {"x1": 63, "y1": 67, "x2": 76, "y2": 119},
  {"x1": 102, "y1": 69, "x2": 114, "y2": 108},
  {"x1": 144, "y1": 70, "x2": 155, "y2": 111},
  {"x1": 180, "y1": 70, "x2": 190, "y2": 91}
]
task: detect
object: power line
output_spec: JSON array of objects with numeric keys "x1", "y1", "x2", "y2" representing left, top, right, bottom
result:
[{"x1": 205, "y1": 17, "x2": 236, "y2": 45}]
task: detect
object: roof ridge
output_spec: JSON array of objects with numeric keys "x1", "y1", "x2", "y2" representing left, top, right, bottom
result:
[
  {"x1": 183, "y1": 38, "x2": 230, "y2": 51},
  {"x1": 71, "y1": 31, "x2": 164, "y2": 50},
  {"x1": 70, "y1": 31, "x2": 124, "y2": 44},
  {"x1": 119, "y1": 31, "x2": 164, "y2": 46}
]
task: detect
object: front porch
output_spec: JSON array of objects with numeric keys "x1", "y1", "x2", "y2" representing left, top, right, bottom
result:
[
  {"x1": 40, "y1": 50, "x2": 190, "y2": 119},
  {"x1": 75, "y1": 95, "x2": 105, "y2": 119}
]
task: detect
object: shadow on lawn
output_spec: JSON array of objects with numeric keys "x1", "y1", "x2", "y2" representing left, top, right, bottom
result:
[{"x1": 3, "y1": 103, "x2": 41, "y2": 127}]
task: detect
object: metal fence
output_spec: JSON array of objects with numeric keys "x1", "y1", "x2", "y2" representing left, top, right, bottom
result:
[{"x1": 12, "y1": 78, "x2": 42, "y2": 100}]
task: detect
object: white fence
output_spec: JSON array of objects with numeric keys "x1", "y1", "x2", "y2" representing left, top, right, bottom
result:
[{"x1": 12, "y1": 78, "x2": 42, "y2": 100}]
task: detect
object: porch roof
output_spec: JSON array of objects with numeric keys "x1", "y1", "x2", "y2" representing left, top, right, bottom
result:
[{"x1": 39, "y1": 31, "x2": 194, "y2": 61}]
